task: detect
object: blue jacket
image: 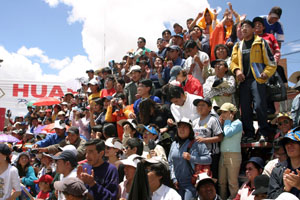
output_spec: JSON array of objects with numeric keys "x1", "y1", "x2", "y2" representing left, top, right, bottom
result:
[
  {"x1": 36, "y1": 132, "x2": 67, "y2": 147},
  {"x1": 21, "y1": 166, "x2": 37, "y2": 186},
  {"x1": 168, "y1": 139, "x2": 211, "y2": 185},
  {"x1": 133, "y1": 96, "x2": 161, "y2": 115}
]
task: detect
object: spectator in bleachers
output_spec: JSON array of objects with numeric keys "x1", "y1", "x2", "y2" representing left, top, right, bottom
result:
[
  {"x1": 134, "y1": 37, "x2": 151, "y2": 59},
  {"x1": 272, "y1": 113, "x2": 293, "y2": 139},
  {"x1": 194, "y1": 173, "x2": 221, "y2": 200},
  {"x1": 218, "y1": 103, "x2": 242, "y2": 199},
  {"x1": 184, "y1": 40, "x2": 210, "y2": 85},
  {"x1": 171, "y1": 34, "x2": 185, "y2": 49},
  {"x1": 156, "y1": 38, "x2": 167, "y2": 59},
  {"x1": 162, "y1": 29, "x2": 172, "y2": 43},
  {"x1": 100, "y1": 75, "x2": 116, "y2": 98},
  {"x1": 234, "y1": 157, "x2": 264, "y2": 200},
  {"x1": 168, "y1": 117, "x2": 211, "y2": 200},
  {"x1": 86, "y1": 69, "x2": 94, "y2": 81},
  {"x1": 166, "y1": 45, "x2": 185, "y2": 67},
  {"x1": 189, "y1": 25, "x2": 210, "y2": 56},
  {"x1": 72, "y1": 107, "x2": 90, "y2": 140},
  {"x1": 268, "y1": 127, "x2": 300, "y2": 199},
  {"x1": 291, "y1": 78, "x2": 300, "y2": 127},
  {"x1": 121, "y1": 119, "x2": 142, "y2": 145},
  {"x1": 192, "y1": 97, "x2": 223, "y2": 179},
  {"x1": 230, "y1": 20, "x2": 277, "y2": 143},
  {"x1": 104, "y1": 137, "x2": 123, "y2": 168},
  {"x1": 203, "y1": 59, "x2": 236, "y2": 108},
  {"x1": 262, "y1": 6, "x2": 284, "y2": 48},
  {"x1": 197, "y1": 8, "x2": 217, "y2": 38},
  {"x1": 252, "y1": 175, "x2": 270, "y2": 200},
  {"x1": 124, "y1": 65, "x2": 143, "y2": 105},
  {"x1": 124, "y1": 137, "x2": 144, "y2": 158}
]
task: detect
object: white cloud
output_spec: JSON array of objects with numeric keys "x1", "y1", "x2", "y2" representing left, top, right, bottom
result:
[
  {"x1": 44, "y1": 0, "x2": 211, "y2": 67},
  {"x1": 289, "y1": 43, "x2": 300, "y2": 52},
  {"x1": 43, "y1": 0, "x2": 59, "y2": 7}
]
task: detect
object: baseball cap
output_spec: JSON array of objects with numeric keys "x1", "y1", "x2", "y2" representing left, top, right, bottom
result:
[
  {"x1": 34, "y1": 174, "x2": 53, "y2": 184},
  {"x1": 54, "y1": 177, "x2": 88, "y2": 197},
  {"x1": 67, "y1": 126, "x2": 79, "y2": 135},
  {"x1": 193, "y1": 97, "x2": 212, "y2": 107},
  {"x1": 195, "y1": 172, "x2": 217, "y2": 189},
  {"x1": 169, "y1": 65, "x2": 182, "y2": 82},
  {"x1": 52, "y1": 150, "x2": 78, "y2": 167},
  {"x1": 53, "y1": 120, "x2": 66, "y2": 129},
  {"x1": 57, "y1": 111, "x2": 65, "y2": 116},
  {"x1": 172, "y1": 34, "x2": 184, "y2": 39},
  {"x1": 105, "y1": 138, "x2": 123, "y2": 151},
  {"x1": 86, "y1": 69, "x2": 94, "y2": 73},
  {"x1": 120, "y1": 154, "x2": 142, "y2": 168},
  {"x1": 127, "y1": 65, "x2": 141, "y2": 75},
  {"x1": 167, "y1": 45, "x2": 181, "y2": 52},
  {"x1": 88, "y1": 79, "x2": 98, "y2": 86},
  {"x1": 280, "y1": 126, "x2": 300, "y2": 145},
  {"x1": 58, "y1": 145, "x2": 78, "y2": 156},
  {"x1": 143, "y1": 125, "x2": 158, "y2": 135},
  {"x1": 218, "y1": 103, "x2": 237, "y2": 113},
  {"x1": 252, "y1": 175, "x2": 269, "y2": 195},
  {"x1": 177, "y1": 117, "x2": 193, "y2": 127},
  {"x1": 0, "y1": 143, "x2": 11, "y2": 156}
]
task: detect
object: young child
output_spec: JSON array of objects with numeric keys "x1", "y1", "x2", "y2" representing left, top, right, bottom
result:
[{"x1": 33, "y1": 174, "x2": 53, "y2": 199}]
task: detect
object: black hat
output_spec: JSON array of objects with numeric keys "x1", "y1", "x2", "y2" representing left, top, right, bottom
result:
[
  {"x1": 241, "y1": 20, "x2": 254, "y2": 28},
  {"x1": 252, "y1": 175, "x2": 269, "y2": 195},
  {"x1": 0, "y1": 144, "x2": 11, "y2": 156},
  {"x1": 86, "y1": 69, "x2": 94, "y2": 73},
  {"x1": 101, "y1": 67, "x2": 112, "y2": 74},
  {"x1": 67, "y1": 126, "x2": 79, "y2": 135},
  {"x1": 253, "y1": 17, "x2": 265, "y2": 27},
  {"x1": 211, "y1": 59, "x2": 228, "y2": 68},
  {"x1": 193, "y1": 97, "x2": 212, "y2": 107},
  {"x1": 52, "y1": 150, "x2": 78, "y2": 167},
  {"x1": 246, "y1": 157, "x2": 264, "y2": 169},
  {"x1": 54, "y1": 177, "x2": 87, "y2": 197}
]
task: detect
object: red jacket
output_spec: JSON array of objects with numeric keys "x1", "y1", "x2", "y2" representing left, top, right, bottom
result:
[{"x1": 183, "y1": 75, "x2": 203, "y2": 97}]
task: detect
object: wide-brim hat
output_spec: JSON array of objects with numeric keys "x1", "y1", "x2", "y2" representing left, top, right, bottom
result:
[{"x1": 288, "y1": 71, "x2": 300, "y2": 84}]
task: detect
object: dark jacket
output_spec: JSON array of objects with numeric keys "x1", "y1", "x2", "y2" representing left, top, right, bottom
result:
[{"x1": 268, "y1": 159, "x2": 300, "y2": 199}]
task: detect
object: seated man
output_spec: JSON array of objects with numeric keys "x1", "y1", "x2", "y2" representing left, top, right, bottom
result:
[
  {"x1": 195, "y1": 173, "x2": 221, "y2": 200},
  {"x1": 203, "y1": 59, "x2": 236, "y2": 108},
  {"x1": 272, "y1": 113, "x2": 293, "y2": 139},
  {"x1": 54, "y1": 177, "x2": 88, "y2": 200}
]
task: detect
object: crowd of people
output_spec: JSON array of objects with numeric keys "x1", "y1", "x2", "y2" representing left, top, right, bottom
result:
[{"x1": 1, "y1": 3, "x2": 300, "y2": 200}]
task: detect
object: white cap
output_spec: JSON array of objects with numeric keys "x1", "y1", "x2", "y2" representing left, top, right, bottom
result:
[
  {"x1": 54, "y1": 120, "x2": 66, "y2": 129},
  {"x1": 58, "y1": 111, "x2": 66, "y2": 116},
  {"x1": 105, "y1": 138, "x2": 123, "y2": 151},
  {"x1": 145, "y1": 156, "x2": 169, "y2": 169},
  {"x1": 195, "y1": 172, "x2": 217, "y2": 188},
  {"x1": 275, "y1": 192, "x2": 299, "y2": 200},
  {"x1": 118, "y1": 119, "x2": 137, "y2": 129},
  {"x1": 126, "y1": 65, "x2": 141, "y2": 76},
  {"x1": 59, "y1": 145, "x2": 78, "y2": 156},
  {"x1": 88, "y1": 78, "x2": 98, "y2": 86},
  {"x1": 120, "y1": 154, "x2": 142, "y2": 168}
]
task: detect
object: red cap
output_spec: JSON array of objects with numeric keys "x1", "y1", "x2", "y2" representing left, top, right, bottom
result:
[
  {"x1": 45, "y1": 109, "x2": 52, "y2": 113},
  {"x1": 34, "y1": 174, "x2": 54, "y2": 184}
]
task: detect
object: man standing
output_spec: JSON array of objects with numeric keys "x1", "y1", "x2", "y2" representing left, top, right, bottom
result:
[
  {"x1": 124, "y1": 65, "x2": 143, "y2": 105},
  {"x1": 230, "y1": 20, "x2": 276, "y2": 143},
  {"x1": 77, "y1": 139, "x2": 119, "y2": 200}
]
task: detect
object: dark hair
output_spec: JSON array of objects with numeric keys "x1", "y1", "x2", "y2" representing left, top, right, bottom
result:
[
  {"x1": 16, "y1": 153, "x2": 31, "y2": 177},
  {"x1": 148, "y1": 162, "x2": 172, "y2": 187},
  {"x1": 137, "y1": 55, "x2": 149, "y2": 63},
  {"x1": 116, "y1": 78, "x2": 125, "y2": 88},
  {"x1": 139, "y1": 99, "x2": 157, "y2": 125},
  {"x1": 139, "y1": 79, "x2": 153, "y2": 91},
  {"x1": 269, "y1": 6, "x2": 282, "y2": 18},
  {"x1": 138, "y1": 37, "x2": 146, "y2": 43},
  {"x1": 85, "y1": 139, "x2": 105, "y2": 153},
  {"x1": 126, "y1": 138, "x2": 144, "y2": 156},
  {"x1": 273, "y1": 137, "x2": 283, "y2": 152},
  {"x1": 162, "y1": 29, "x2": 171, "y2": 36},
  {"x1": 186, "y1": 18, "x2": 194, "y2": 22},
  {"x1": 196, "y1": 179, "x2": 215, "y2": 190},
  {"x1": 184, "y1": 40, "x2": 197, "y2": 50},
  {"x1": 175, "y1": 122, "x2": 194, "y2": 142},
  {"x1": 241, "y1": 20, "x2": 254, "y2": 28},
  {"x1": 214, "y1": 44, "x2": 230, "y2": 59},
  {"x1": 112, "y1": 138, "x2": 123, "y2": 158},
  {"x1": 168, "y1": 85, "x2": 184, "y2": 100},
  {"x1": 103, "y1": 123, "x2": 117, "y2": 138},
  {"x1": 106, "y1": 75, "x2": 116, "y2": 82},
  {"x1": 92, "y1": 125, "x2": 103, "y2": 133},
  {"x1": 191, "y1": 25, "x2": 203, "y2": 35}
]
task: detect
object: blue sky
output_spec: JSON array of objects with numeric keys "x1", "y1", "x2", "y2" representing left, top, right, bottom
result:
[{"x1": 0, "y1": 0, "x2": 299, "y2": 84}]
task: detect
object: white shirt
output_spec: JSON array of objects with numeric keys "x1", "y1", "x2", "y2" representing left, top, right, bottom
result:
[
  {"x1": 152, "y1": 184, "x2": 182, "y2": 200},
  {"x1": 0, "y1": 164, "x2": 21, "y2": 200},
  {"x1": 171, "y1": 92, "x2": 200, "y2": 122},
  {"x1": 58, "y1": 168, "x2": 77, "y2": 200},
  {"x1": 184, "y1": 50, "x2": 210, "y2": 84}
]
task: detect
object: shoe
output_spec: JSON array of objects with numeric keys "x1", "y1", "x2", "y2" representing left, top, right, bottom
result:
[
  {"x1": 246, "y1": 137, "x2": 256, "y2": 143},
  {"x1": 259, "y1": 136, "x2": 266, "y2": 143}
]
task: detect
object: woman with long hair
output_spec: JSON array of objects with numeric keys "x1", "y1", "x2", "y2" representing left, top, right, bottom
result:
[
  {"x1": 16, "y1": 152, "x2": 38, "y2": 198},
  {"x1": 0, "y1": 143, "x2": 21, "y2": 199}
]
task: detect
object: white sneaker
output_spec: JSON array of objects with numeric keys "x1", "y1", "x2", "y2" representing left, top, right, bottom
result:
[{"x1": 259, "y1": 135, "x2": 266, "y2": 143}]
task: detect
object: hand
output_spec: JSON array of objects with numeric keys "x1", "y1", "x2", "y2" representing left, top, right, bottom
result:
[
  {"x1": 226, "y1": 41, "x2": 234, "y2": 47},
  {"x1": 150, "y1": 150, "x2": 157, "y2": 158},
  {"x1": 219, "y1": 116, "x2": 225, "y2": 125},
  {"x1": 167, "y1": 118, "x2": 175, "y2": 127},
  {"x1": 284, "y1": 169, "x2": 300, "y2": 190},
  {"x1": 195, "y1": 136, "x2": 206, "y2": 143},
  {"x1": 145, "y1": 66, "x2": 151, "y2": 75},
  {"x1": 182, "y1": 152, "x2": 191, "y2": 160},
  {"x1": 283, "y1": 168, "x2": 293, "y2": 191},
  {"x1": 235, "y1": 69, "x2": 245, "y2": 82},
  {"x1": 260, "y1": 72, "x2": 268, "y2": 80},
  {"x1": 197, "y1": 12, "x2": 203, "y2": 19},
  {"x1": 77, "y1": 165, "x2": 96, "y2": 187},
  {"x1": 227, "y1": 2, "x2": 233, "y2": 10},
  {"x1": 167, "y1": 60, "x2": 173, "y2": 68},
  {"x1": 38, "y1": 148, "x2": 48, "y2": 153},
  {"x1": 128, "y1": 112, "x2": 136, "y2": 119},
  {"x1": 174, "y1": 181, "x2": 180, "y2": 190},
  {"x1": 157, "y1": 64, "x2": 163, "y2": 74},
  {"x1": 123, "y1": 124, "x2": 131, "y2": 135}
]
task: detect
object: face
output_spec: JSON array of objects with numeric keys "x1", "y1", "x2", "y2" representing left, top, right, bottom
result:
[
  {"x1": 268, "y1": 16, "x2": 279, "y2": 24},
  {"x1": 105, "y1": 146, "x2": 118, "y2": 157},
  {"x1": 87, "y1": 72, "x2": 94, "y2": 79},
  {"x1": 216, "y1": 47, "x2": 228, "y2": 59},
  {"x1": 124, "y1": 165, "x2": 136, "y2": 181},
  {"x1": 214, "y1": 62, "x2": 228, "y2": 78},
  {"x1": 116, "y1": 82, "x2": 124, "y2": 93},
  {"x1": 147, "y1": 169, "x2": 162, "y2": 190},
  {"x1": 143, "y1": 131, "x2": 157, "y2": 144},
  {"x1": 196, "y1": 101, "x2": 211, "y2": 116},
  {"x1": 198, "y1": 181, "x2": 216, "y2": 200},
  {"x1": 193, "y1": 26, "x2": 202, "y2": 38},
  {"x1": 163, "y1": 31, "x2": 171, "y2": 41},
  {"x1": 85, "y1": 145, "x2": 103, "y2": 167},
  {"x1": 241, "y1": 23, "x2": 254, "y2": 39},
  {"x1": 274, "y1": 147, "x2": 287, "y2": 163},
  {"x1": 285, "y1": 140, "x2": 300, "y2": 159},
  {"x1": 55, "y1": 128, "x2": 65, "y2": 137},
  {"x1": 89, "y1": 84, "x2": 98, "y2": 93},
  {"x1": 167, "y1": 49, "x2": 179, "y2": 60},
  {"x1": 39, "y1": 182, "x2": 49, "y2": 192},
  {"x1": 154, "y1": 57, "x2": 163, "y2": 68},
  {"x1": 245, "y1": 162, "x2": 261, "y2": 182},
  {"x1": 19, "y1": 155, "x2": 29, "y2": 167},
  {"x1": 0, "y1": 153, "x2": 7, "y2": 164},
  {"x1": 137, "y1": 39, "x2": 145, "y2": 48},
  {"x1": 137, "y1": 84, "x2": 150, "y2": 97},
  {"x1": 174, "y1": 25, "x2": 183, "y2": 34},
  {"x1": 130, "y1": 71, "x2": 142, "y2": 82},
  {"x1": 41, "y1": 155, "x2": 52, "y2": 166},
  {"x1": 57, "y1": 114, "x2": 65, "y2": 121},
  {"x1": 277, "y1": 117, "x2": 293, "y2": 134},
  {"x1": 185, "y1": 46, "x2": 198, "y2": 57},
  {"x1": 254, "y1": 21, "x2": 265, "y2": 34},
  {"x1": 176, "y1": 72, "x2": 186, "y2": 83},
  {"x1": 105, "y1": 79, "x2": 114, "y2": 89},
  {"x1": 205, "y1": 11, "x2": 212, "y2": 24},
  {"x1": 66, "y1": 133, "x2": 79, "y2": 145},
  {"x1": 55, "y1": 159, "x2": 68, "y2": 174},
  {"x1": 177, "y1": 123, "x2": 191, "y2": 139},
  {"x1": 220, "y1": 111, "x2": 230, "y2": 120},
  {"x1": 170, "y1": 93, "x2": 185, "y2": 106},
  {"x1": 124, "y1": 146, "x2": 136, "y2": 158}
]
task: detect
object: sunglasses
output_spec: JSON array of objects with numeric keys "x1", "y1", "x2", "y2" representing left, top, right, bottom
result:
[{"x1": 278, "y1": 119, "x2": 290, "y2": 126}]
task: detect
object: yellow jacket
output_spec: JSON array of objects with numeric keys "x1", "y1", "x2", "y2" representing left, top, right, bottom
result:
[{"x1": 230, "y1": 35, "x2": 277, "y2": 84}]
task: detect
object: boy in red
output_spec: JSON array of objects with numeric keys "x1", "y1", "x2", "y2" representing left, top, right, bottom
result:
[{"x1": 33, "y1": 174, "x2": 53, "y2": 199}]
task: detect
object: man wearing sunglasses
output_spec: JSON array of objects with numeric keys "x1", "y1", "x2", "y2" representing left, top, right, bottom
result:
[{"x1": 272, "y1": 113, "x2": 293, "y2": 139}]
